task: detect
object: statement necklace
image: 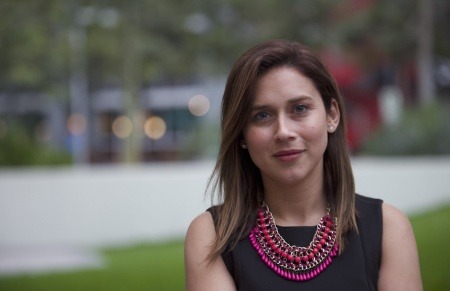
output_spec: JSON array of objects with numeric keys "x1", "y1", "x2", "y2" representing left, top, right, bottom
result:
[{"x1": 248, "y1": 203, "x2": 339, "y2": 281}]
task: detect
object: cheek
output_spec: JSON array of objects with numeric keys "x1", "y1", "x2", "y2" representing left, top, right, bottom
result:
[
  {"x1": 244, "y1": 128, "x2": 267, "y2": 148},
  {"x1": 243, "y1": 128, "x2": 272, "y2": 163},
  {"x1": 304, "y1": 124, "x2": 326, "y2": 138},
  {"x1": 301, "y1": 122, "x2": 328, "y2": 146}
]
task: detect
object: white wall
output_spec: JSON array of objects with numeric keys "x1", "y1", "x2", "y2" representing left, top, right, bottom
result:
[{"x1": 1, "y1": 157, "x2": 449, "y2": 249}]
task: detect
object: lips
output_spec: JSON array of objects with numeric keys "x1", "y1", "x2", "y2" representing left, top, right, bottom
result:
[{"x1": 273, "y1": 149, "x2": 303, "y2": 162}]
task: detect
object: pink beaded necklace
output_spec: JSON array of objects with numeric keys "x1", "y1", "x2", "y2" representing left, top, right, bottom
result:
[{"x1": 249, "y1": 202, "x2": 339, "y2": 281}]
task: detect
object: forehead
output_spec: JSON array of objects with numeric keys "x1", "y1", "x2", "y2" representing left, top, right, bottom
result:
[{"x1": 253, "y1": 67, "x2": 322, "y2": 105}]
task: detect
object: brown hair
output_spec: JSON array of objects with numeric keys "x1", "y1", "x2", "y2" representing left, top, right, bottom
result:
[{"x1": 207, "y1": 39, "x2": 356, "y2": 262}]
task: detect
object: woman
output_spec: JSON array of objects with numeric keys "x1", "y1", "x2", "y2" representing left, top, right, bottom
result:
[{"x1": 185, "y1": 39, "x2": 422, "y2": 291}]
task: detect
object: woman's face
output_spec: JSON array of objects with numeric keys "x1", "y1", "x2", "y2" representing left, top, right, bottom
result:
[{"x1": 242, "y1": 66, "x2": 339, "y2": 188}]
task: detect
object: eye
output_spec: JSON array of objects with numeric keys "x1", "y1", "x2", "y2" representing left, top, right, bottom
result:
[
  {"x1": 293, "y1": 104, "x2": 309, "y2": 114},
  {"x1": 254, "y1": 111, "x2": 271, "y2": 121}
]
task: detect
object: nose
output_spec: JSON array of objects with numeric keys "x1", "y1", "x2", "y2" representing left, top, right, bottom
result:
[{"x1": 273, "y1": 114, "x2": 296, "y2": 142}]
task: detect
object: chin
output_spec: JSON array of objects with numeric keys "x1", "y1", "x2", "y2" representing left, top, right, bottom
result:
[{"x1": 272, "y1": 171, "x2": 308, "y2": 185}]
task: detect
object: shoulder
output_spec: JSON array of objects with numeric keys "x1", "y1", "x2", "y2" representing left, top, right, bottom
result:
[
  {"x1": 381, "y1": 203, "x2": 412, "y2": 232},
  {"x1": 381, "y1": 203, "x2": 417, "y2": 247},
  {"x1": 185, "y1": 211, "x2": 216, "y2": 251},
  {"x1": 185, "y1": 211, "x2": 236, "y2": 291},
  {"x1": 378, "y1": 203, "x2": 423, "y2": 290},
  {"x1": 380, "y1": 203, "x2": 418, "y2": 257}
]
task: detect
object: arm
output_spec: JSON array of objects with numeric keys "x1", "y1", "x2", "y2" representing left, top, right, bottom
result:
[
  {"x1": 378, "y1": 203, "x2": 423, "y2": 291},
  {"x1": 184, "y1": 211, "x2": 236, "y2": 291}
]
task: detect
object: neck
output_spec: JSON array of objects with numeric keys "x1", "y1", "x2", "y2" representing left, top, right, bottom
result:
[{"x1": 262, "y1": 175, "x2": 327, "y2": 227}]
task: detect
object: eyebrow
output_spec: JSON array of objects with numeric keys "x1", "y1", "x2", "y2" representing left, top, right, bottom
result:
[{"x1": 251, "y1": 96, "x2": 314, "y2": 110}]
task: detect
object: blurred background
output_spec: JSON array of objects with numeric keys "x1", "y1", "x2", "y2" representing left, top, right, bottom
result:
[{"x1": 0, "y1": 0, "x2": 449, "y2": 290}]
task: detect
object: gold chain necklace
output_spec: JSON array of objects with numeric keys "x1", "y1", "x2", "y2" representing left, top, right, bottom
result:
[{"x1": 248, "y1": 202, "x2": 339, "y2": 281}]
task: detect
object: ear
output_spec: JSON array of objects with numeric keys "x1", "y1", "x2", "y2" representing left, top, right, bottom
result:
[{"x1": 327, "y1": 98, "x2": 340, "y2": 133}]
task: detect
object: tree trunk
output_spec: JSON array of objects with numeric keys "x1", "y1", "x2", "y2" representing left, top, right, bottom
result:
[
  {"x1": 68, "y1": 4, "x2": 90, "y2": 165},
  {"x1": 121, "y1": 4, "x2": 143, "y2": 163}
]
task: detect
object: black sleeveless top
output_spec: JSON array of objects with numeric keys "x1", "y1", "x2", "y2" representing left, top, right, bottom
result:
[{"x1": 208, "y1": 194, "x2": 383, "y2": 291}]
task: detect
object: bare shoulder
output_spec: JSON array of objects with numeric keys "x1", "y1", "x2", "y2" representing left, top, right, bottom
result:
[
  {"x1": 186, "y1": 211, "x2": 216, "y2": 242},
  {"x1": 185, "y1": 211, "x2": 236, "y2": 291},
  {"x1": 188, "y1": 211, "x2": 215, "y2": 233},
  {"x1": 185, "y1": 211, "x2": 216, "y2": 270},
  {"x1": 382, "y1": 203, "x2": 413, "y2": 232},
  {"x1": 378, "y1": 203, "x2": 423, "y2": 291}
]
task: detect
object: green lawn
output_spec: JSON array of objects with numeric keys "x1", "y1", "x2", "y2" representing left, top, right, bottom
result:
[
  {"x1": 1, "y1": 204, "x2": 449, "y2": 291},
  {"x1": 0, "y1": 241, "x2": 185, "y2": 291},
  {"x1": 410, "y1": 204, "x2": 450, "y2": 290}
]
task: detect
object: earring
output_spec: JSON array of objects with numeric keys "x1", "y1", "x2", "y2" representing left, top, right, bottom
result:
[
  {"x1": 241, "y1": 144, "x2": 247, "y2": 149},
  {"x1": 328, "y1": 125, "x2": 334, "y2": 132}
]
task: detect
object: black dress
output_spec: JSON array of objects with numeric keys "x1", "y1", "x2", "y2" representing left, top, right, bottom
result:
[{"x1": 208, "y1": 195, "x2": 383, "y2": 291}]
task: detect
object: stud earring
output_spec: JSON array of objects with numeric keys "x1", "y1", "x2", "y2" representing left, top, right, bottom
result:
[
  {"x1": 328, "y1": 125, "x2": 334, "y2": 132},
  {"x1": 241, "y1": 144, "x2": 247, "y2": 149}
]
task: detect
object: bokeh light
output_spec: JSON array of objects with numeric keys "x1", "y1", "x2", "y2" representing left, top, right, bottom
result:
[
  {"x1": 144, "y1": 116, "x2": 166, "y2": 140},
  {"x1": 67, "y1": 113, "x2": 87, "y2": 136},
  {"x1": 112, "y1": 115, "x2": 133, "y2": 139},
  {"x1": 188, "y1": 95, "x2": 210, "y2": 116}
]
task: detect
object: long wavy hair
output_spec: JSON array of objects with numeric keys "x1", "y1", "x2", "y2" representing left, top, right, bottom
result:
[{"x1": 207, "y1": 39, "x2": 356, "y2": 262}]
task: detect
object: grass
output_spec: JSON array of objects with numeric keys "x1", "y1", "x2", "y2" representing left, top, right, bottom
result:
[
  {"x1": 1, "y1": 205, "x2": 449, "y2": 291},
  {"x1": 0, "y1": 241, "x2": 185, "y2": 291},
  {"x1": 410, "y1": 204, "x2": 450, "y2": 290}
]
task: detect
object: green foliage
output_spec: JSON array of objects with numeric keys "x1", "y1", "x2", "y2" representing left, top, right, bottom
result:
[
  {"x1": 0, "y1": 0, "x2": 352, "y2": 91},
  {"x1": 1, "y1": 0, "x2": 449, "y2": 89},
  {"x1": 360, "y1": 102, "x2": 450, "y2": 155},
  {"x1": 0, "y1": 125, "x2": 72, "y2": 166},
  {"x1": 0, "y1": 0, "x2": 71, "y2": 90}
]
